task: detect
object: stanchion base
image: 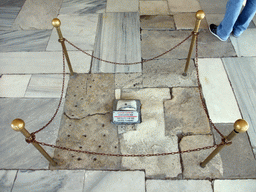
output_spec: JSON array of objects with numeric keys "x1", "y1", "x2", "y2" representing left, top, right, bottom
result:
[
  {"x1": 70, "y1": 72, "x2": 78, "y2": 78},
  {"x1": 200, "y1": 162, "x2": 206, "y2": 168},
  {"x1": 182, "y1": 72, "x2": 187, "y2": 76}
]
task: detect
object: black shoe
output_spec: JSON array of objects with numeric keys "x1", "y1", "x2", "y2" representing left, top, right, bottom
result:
[{"x1": 209, "y1": 24, "x2": 225, "y2": 41}]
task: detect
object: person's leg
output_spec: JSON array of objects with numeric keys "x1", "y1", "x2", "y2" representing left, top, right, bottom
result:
[
  {"x1": 217, "y1": 0, "x2": 244, "y2": 40},
  {"x1": 233, "y1": 0, "x2": 256, "y2": 37}
]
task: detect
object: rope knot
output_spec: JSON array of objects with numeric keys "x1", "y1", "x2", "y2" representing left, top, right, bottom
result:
[
  {"x1": 25, "y1": 133, "x2": 36, "y2": 144},
  {"x1": 221, "y1": 137, "x2": 232, "y2": 146}
]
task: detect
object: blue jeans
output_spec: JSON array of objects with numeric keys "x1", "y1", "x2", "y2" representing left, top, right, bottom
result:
[{"x1": 217, "y1": 0, "x2": 256, "y2": 41}]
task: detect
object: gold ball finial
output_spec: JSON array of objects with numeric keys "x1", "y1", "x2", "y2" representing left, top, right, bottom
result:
[
  {"x1": 11, "y1": 119, "x2": 25, "y2": 131},
  {"x1": 196, "y1": 10, "x2": 205, "y2": 20},
  {"x1": 234, "y1": 119, "x2": 249, "y2": 133},
  {"x1": 52, "y1": 18, "x2": 61, "y2": 28}
]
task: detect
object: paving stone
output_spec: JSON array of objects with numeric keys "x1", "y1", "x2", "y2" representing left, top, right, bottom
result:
[
  {"x1": 146, "y1": 180, "x2": 212, "y2": 192},
  {"x1": 143, "y1": 59, "x2": 197, "y2": 87},
  {"x1": 0, "y1": 7, "x2": 21, "y2": 30},
  {"x1": 198, "y1": 58, "x2": 241, "y2": 123},
  {"x1": 167, "y1": 0, "x2": 201, "y2": 13},
  {"x1": 106, "y1": 0, "x2": 139, "y2": 12},
  {"x1": 115, "y1": 73, "x2": 143, "y2": 89},
  {"x1": 0, "y1": 170, "x2": 17, "y2": 192},
  {"x1": 212, "y1": 123, "x2": 256, "y2": 179},
  {"x1": 197, "y1": 0, "x2": 228, "y2": 14},
  {"x1": 64, "y1": 74, "x2": 115, "y2": 119},
  {"x1": 140, "y1": 1, "x2": 169, "y2": 15},
  {"x1": 140, "y1": 15, "x2": 175, "y2": 30},
  {"x1": 205, "y1": 14, "x2": 226, "y2": 26},
  {"x1": 214, "y1": 179, "x2": 256, "y2": 192},
  {"x1": 165, "y1": 88, "x2": 211, "y2": 136},
  {"x1": 180, "y1": 135, "x2": 223, "y2": 179},
  {"x1": 173, "y1": 13, "x2": 208, "y2": 30},
  {"x1": 120, "y1": 88, "x2": 182, "y2": 178},
  {"x1": 12, "y1": 0, "x2": 62, "y2": 30}
]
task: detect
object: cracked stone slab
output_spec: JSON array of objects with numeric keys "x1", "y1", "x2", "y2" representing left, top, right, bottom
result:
[
  {"x1": 120, "y1": 88, "x2": 181, "y2": 178},
  {"x1": 64, "y1": 74, "x2": 115, "y2": 119},
  {"x1": 180, "y1": 135, "x2": 223, "y2": 179},
  {"x1": 140, "y1": 15, "x2": 175, "y2": 30},
  {"x1": 143, "y1": 59, "x2": 197, "y2": 87},
  {"x1": 165, "y1": 88, "x2": 211, "y2": 136},
  {"x1": 115, "y1": 73, "x2": 143, "y2": 89}
]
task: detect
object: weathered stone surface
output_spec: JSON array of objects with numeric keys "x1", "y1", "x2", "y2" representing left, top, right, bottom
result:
[
  {"x1": 165, "y1": 88, "x2": 211, "y2": 136},
  {"x1": 180, "y1": 135, "x2": 223, "y2": 179},
  {"x1": 212, "y1": 123, "x2": 256, "y2": 179},
  {"x1": 174, "y1": 13, "x2": 208, "y2": 30},
  {"x1": 140, "y1": 15, "x2": 175, "y2": 30},
  {"x1": 140, "y1": 1, "x2": 170, "y2": 15},
  {"x1": 115, "y1": 73, "x2": 143, "y2": 89},
  {"x1": 214, "y1": 179, "x2": 256, "y2": 192},
  {"x1": 143, "y1": 59, "x2": 197, "y2": 87},
  {"x1": 64, "y1": 74, "x2": 115, "y2": 119}
]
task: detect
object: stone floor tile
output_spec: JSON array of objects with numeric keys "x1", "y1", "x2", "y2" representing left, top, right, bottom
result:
[
  {"x1": 0, "y1": 98, "x2": 64, "y2": 169},
  {"x1": 140, "y1": 1, "x2": 169, "y2": 15},
  {"x1": 46, "y1": 14, "x2": 98, "y2": 51},
  {"x1": 0, "y1": 7, "x2": 21, "y2": 30},
  {"x1": 198, "y1": 58, "x2": 241, "y2": 123},
  {"x1": 197, "y1": 0, "x2": 228, "y2": 14},
  {"x1": 214, "y1": 179, "x2": 256, "y2": 192},
  {"x1": 222, "y1": 57, "x2": 256, "y2": 156},
  {"x1": 230, "y1": 29, "x2": 256, "y2": 57},
  {"x1": 0, "y1": 170, "x2": 17, "y2": 192},
  {"x1": 165, "y1": 88, "x2": 211, "y2": 136},
  {"x1": 106, "y1": 0, "x2": 139, "y2": 12},
  {"x1": 115, "y1": 73, "x2": 143, "y2": 89},
  {"x1": 24, "y1": 75, "x2": 69, "y2": 98},
  {"x1": 167, "y1": 0, "x2": 201, "y2": 13},
  {"x1": 146, "y1": 180, "x2": 212, "y2": 192},
  {"x1": 174, "y1": 13, "x2": 208, "y2": 30},
  {"x1": 0, "y1": 51, "x2": 92, "y2": 74},
  {"x1": 12, "y1": 170, "x2": 85, "y2": 192},
  {"x1": 180, "y1": 135, "x2": 223, "y2": 179},
  {"x1": 83, "y1": 171, "x2": 145, "y2": 192},
  {"x1": 0, "y1": 75, "x2": 31, "y2": 97},
  {"x1": 212, "y1": 123, "x2": 256, "y2": 179},
  {"x1": 143, "y1": 59, "x2": 197, "y2": 87},
  {"x1": 12, "y1": 0, "x2": 62, "y2": 30},
  {"x1": 140, "y1": 15, "x2": 175, "y2": 30},
  {"x1": 0, "y1": 0, "x2": 26, "y2": 7},
  {"x1": 205, "y1": 14, "x2": 225, "y2": 26}
]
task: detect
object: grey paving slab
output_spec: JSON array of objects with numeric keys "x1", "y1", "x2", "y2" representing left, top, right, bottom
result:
[
  {"x1": 12, "y1": 170, "x2": 85, "y2": 192},
  {"x1": 223, "y1": 57, "x2": 256, "y2": 156},
  {"x1": 142, "y1": 59, "x2": 197, "y2": 87},
  {"x1": 0, "y1": 30, "x2": 52, "y2": 52},
  {"x1": 167, "y1": 0, "x2": 201, "y2": 13},
  {"x1": 107, "y1": 0, "x2": 139, "y2": 12},
  {"x1": 214, "y1": 179, "x2": 256, "y2": 192},
  {"x1": 146, "y1": 180, "x2": 212, "y2": 192},
  {"x1": 12, "y1": 0, "x2": 62, "y2": 30},
  {"x1": 140, "y1": 1, "x2": 169, "y2": 15},
  {"x1": 212, "y1": 123, "x2": 256, "y2": 179},
  {"x1": 180, "y1": 135, "x2": 223, "y2": 179},
  {"x1": 91, "y1": 12, "x2": 141, "y2": 73},
  {"x1": 0, "y1": 170, "x2": 17, "y2": 192},
  {"x1": 173, "y1": 13, "x2": 208, "y2": 30},
  {"x1": 140, "y1": 15, "x2": 175, "y2": 30},
  {"x1": 0, "y1": 7, "x2": 21, "y2": 30},
  {"x1": 205, "y1": 14, "x2": 225, "y2": 26},
  {"x1": 115, "y1": 73, "x2": 143, "y2": 89},
  {"x1": 0, "y1": 0, "x2": 26, "y2": 7},
  {"x1": 0, "y1": 98, "x2": 64, "y2": 169},
  {"x1": 165, "y1": 88, "x2": 211, "y2": 136},
  {"x1": 197, "y1": 0, "x2": 229, "y2": 14}
]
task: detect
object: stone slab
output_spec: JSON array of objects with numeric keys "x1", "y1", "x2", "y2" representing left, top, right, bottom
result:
[
  {"x1": 212, "y1": 123, "x2": 256, "y2": 178},
  {"x1": 115, "y1": 73, "x2": 143, "y2": 89},
  {"x1": 230, "y1": 28, "x2": 256, "y2": 57},
  {"x1": 214, "y1": 179, "x2": 256, "y2": 192},
  {"x1": 173, "y1": 13, "x2": 208, "y2": 30},
  {"x1": 12, "y1": 170, "x2": 85, "y2": 192},
  {"x1": 222, "y1": 57, "x2": 256, "y2": 156},
  {"x1": 0, "y1": 75, "x2": 31, "y2": 97},
  {"x1": 46, "y1": 14, "x2": 98, "y2": 51},
  {"x1": 0, "y1": 170, "x2": 17, "y2": 192},
  {"x1": 0, "y1": 51, "x2": 91, "y2": 74},
  {"x1": 0, "y1": 98, "x2": 64, "y2": 169},
  {"x1": 180, "y1": 135, "x2": 223, "y2": 179},
  {"x1": 167, "y1": 0, "x2": 201, "y2": 13},
  {"x1": 92, "y1": 12, "x2": 141, "y2": 73},
  {"x1": 12, "y1": 0, "x2": 62, "y2": 30},
  {"x1": 0, "y1": 7, "x2": 21, "y2": 30},
  {"x1": 197, "y1": 0, "x2": 228, "y2": 14},
  {"x1": 146, "y1": 180, "x2": 212, "y2": 192},
  {"x1": 164, "y1": 88, "x2": 211, "y2": 136},
  {"x1": 205, "y1": 14, "x2": 225, "y2": 26},
  {"x1": 142, "y1": 59, "x2": 197, "y2": 87},
  {"x1": 140, "y1": 15, "x2": 175, "y2": 30},
  {"x1": 198, "y1": 58, "x2": 241, "y2": 123},
  {"x1": 0, "y1": 0, "x2": 26, "y2": 7},
  {"x1": 139, "y1": 1, "x2": 169, "y2": 15},
  {"x1": 106, "y1": 0, "x2": 139, "y2": 12}
]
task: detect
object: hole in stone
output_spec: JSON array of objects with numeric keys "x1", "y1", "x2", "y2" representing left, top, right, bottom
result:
[
  {"x1": 115, "y1": 146, "x2": 117, "y2": 149},
  {"x1": 77, "y1": 86, "x2": 79, "y2": 88},
  {"x1": 98, "y1": 145, "x2": 101, "y2": 148},
  {"x1": 93, "y1": 158, "x2": 97, "y2": 161},
  {"x1": 89, "y1": 86, "x2": 92, "y2": 88},
  {"x1": 103, "y1": 134, "x2": 106, "y2": 137},
  {"x1": 67, "y1": 134, "x2": 70, "y2": 137},
  {"x1": 79, "y1": 146, "x2": 82, "y2": 149},
  {"x1": 75, "y1": 105, "x2": 78, "y2": 107},
  {"x1": 69, "y1": 124, "x2": 72, "y2": 126},
  {"x1": 102, "y1": 124, "x2": 105, "y2": 127},
  {"x1": 71, "y1": 115, "x2": 74, "y2": 117},
  {"x1": 81, "y1": 98, "x2": 84, "y2": 100},
  {"x1": 74, "y1": 95, "x2": 76, "y2": 97},
  {"x1": 77, "y1": 157, "x2": 82, "y2": 161},
  {"x1": 71, "y1": 155, "x2": 75, "y2": 158},
  {"x1": 125, "y1": 103, "x2": 127, "y2": 105},
  {"x1": 83, "y1": 134, "x2": 87, "y2": 137}
]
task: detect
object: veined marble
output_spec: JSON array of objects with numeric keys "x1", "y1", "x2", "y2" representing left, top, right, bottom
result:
[
  {"x1": 0, "y1": 170, "x2": 17, "y2": 192},
  {"x1": 0, "y1": 7, "x2": 21, "y2": 30},
  {"x1": 0, "y1": 30, "x2": 52, "y2": 52},
  {"x1": 0, "y1": 0, "x2": 26, "y2": 7},
  {"x1": 106, "y1": 0, "x2": 139, "y2": 12},
  {"x1": 0, "y1": 98, "x2": 64, "y2": 169},
  {"x1": 92, "y1": 12, "x2": 141, "y2": 73},
  {"x1": 60, "y1": 0, "x2": 107, "y2": 15}
]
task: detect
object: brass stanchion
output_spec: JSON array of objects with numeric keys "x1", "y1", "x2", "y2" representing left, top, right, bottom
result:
[
  {"x1": 183, "y1": 10, "x2": 205, "y2": 76},
  {"x1": 52, "y1": 18, "x2": 74, "y2": 76},
  {"x1": 200, "y1": 119, "x2": 249, "y2": 168},
  {"x1": 11, "y1": 119, "x2": 57, "y2": 166}
]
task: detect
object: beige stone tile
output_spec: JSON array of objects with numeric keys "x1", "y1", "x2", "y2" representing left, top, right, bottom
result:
[
  {"x1": 140, "y1": 1, "x2": 169, "y2": 15},
  {"x1": 174, "y1": 13, "x2": 208, "y2": 30},
  {"x1": 167, "y1": 0, "x2": 201, "y2": 13},
  {"x1": 140, "y1": 15, "x2": 175, "y2": 30},
  {"x1": 115, "y1": 73, "x2": 143, "y2": 89},
  {"x1": 205, "y1": 14, "x2": 225, "y2": 26}
]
